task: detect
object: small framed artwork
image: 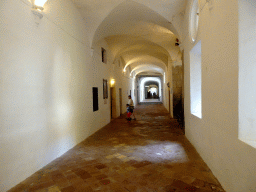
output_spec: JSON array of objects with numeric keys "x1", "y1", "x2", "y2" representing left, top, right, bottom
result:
[
  {"x1": 103, "y1": 79, "x2": 108, "y2": 99},
  {"x1": 101, "y1": 48, "x2": 107, "y2": 64}
]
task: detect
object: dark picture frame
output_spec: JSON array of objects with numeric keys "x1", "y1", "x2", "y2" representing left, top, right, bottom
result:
[
  {"x1": 103, "y1": 79, "x2": 108, "y2": 99},
  {"x1": 101, "y1": 47, "x2": 107, "y2": 64},
  {"x1": 92, "y1": 87, "x2": 99, "y2": 112}
]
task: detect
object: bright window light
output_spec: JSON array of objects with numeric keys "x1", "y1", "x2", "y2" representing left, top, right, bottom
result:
[
  {"x1": 149, "y1": 87, "x2": 157, "y2": 94},
  {"x1": 140, "y1": 77, "x2": 162, "y2": 102},
  {"x1": 238, "y1": 0, "x2": 256, "y2": 148},
  {"x1": 190, "y1": 41, "x2": 202, "y2": 118}
]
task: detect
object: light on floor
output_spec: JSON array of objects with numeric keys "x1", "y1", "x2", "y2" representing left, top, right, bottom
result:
[{"x1": 125, "y1": 142, "x2": 189, "y2": 163}]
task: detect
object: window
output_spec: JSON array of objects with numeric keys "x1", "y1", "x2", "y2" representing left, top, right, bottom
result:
[
  {"x1": 189, "y1": 0, "x2": 200, "y2": 43},
  {"x1": 190, "y1": 41, "x2": 202, "y2": 118},
  {"x1": 101, "y1": 48, "x2": 107, "y2": 64},
  {"x1": 238, "y1": 0, "x2": 256, "y2": 148},
  {"x1": 93, "y1": 87, "x2": 99, "y2": 112}
]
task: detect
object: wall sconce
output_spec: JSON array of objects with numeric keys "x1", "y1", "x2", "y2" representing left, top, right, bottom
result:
[
  {"x1": 110, "y1": 79, "x2": 115, "y2": 87},
  {"x1": 32, "y1": 0, "x2": 48, "y2": 10},
  {"x1": 31, "y1": 0, "x2": 48, "y2": 19}
]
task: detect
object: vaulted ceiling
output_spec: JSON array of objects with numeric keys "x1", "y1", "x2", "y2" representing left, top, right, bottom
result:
[{"x1": 72, "y1": 0, "x2": 186, "y2": 75}]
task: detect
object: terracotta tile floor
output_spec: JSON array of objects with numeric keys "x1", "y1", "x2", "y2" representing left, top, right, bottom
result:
[{"x1": 8, "y1": 103, "x2": 225, "y2": 192}]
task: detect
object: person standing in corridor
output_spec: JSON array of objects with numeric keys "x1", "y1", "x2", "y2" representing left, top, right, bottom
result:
[{"x1": 128, "y1": 95, "x2": 136, "y2": 120}]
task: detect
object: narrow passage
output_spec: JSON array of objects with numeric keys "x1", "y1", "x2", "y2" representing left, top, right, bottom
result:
[{"x1": 9, "y1": 104, "x2": 224, "y2": 192}]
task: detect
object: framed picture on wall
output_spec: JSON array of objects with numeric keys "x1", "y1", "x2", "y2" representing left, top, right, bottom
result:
[
  {"x1": 103, "y1": 79, "x2": 108, "y2": 99},
  {"x1": 92, "y1": 87, "x2": 99, "y2": 112}
]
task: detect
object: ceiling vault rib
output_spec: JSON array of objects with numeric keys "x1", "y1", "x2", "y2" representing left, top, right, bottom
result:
[{"x1": 73, "y1": 0, "x2": 185, "y2": 73}]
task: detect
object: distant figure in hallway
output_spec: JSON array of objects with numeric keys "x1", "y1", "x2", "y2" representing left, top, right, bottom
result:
[
  {"x1": 128, "y1": 95, "x2": 136, "y2": 120},
  {"x1": 147, "y1": 91, "x2": 151, "y2": 99},
  {"x1": 126, "y1": 104, "x2": 132, "y2": 122}
]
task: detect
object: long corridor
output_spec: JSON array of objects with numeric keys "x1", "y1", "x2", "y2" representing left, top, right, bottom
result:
[{"x1": 9, "y1": 104, "x2": 224, "y2": 192}]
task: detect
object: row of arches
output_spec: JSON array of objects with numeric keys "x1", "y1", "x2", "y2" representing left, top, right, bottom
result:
[
  {"x1": 82, "y1": 0, "x2": 183, "y2": 90},
  {"x1": 81, "y1": 0, "x2": 184, "y2": 111}
]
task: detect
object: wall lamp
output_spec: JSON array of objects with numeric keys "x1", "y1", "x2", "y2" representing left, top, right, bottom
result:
[
  {"x1": 110, "y1": 79, "x2": 115, "y2": 87},
  {"x1": 31, "y1": 0, "x2": 48, "y2": 19},
  {"x1": 32, "y1": 0, "x2": 48, "y2": 11}
]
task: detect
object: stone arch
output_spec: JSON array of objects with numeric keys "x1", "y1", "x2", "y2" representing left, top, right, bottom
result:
[
  {"x1": 90, "y1": 1, "x2": 180, "y2": 77},
  {"x1": 131, "y1": 64, "x2": 165, "y2": 77},
  {"x1": 139, "y1": 77, "x2": 162, "y2": 102},
  {"x1": 91, "y1": 0, "x2": 179, "y2": 48}
]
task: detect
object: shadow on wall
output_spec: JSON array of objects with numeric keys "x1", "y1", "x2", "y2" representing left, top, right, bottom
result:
[{"x1": 173, "y1": 96, "x2": 184, "y2": 129}]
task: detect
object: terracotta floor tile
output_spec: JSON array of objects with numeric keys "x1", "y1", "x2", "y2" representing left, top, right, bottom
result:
[
  {"x1": 51, "y1": 171, "x2": 66, "y2": 182},
  {"x1": 95, "y1": 174, "x2": 108, "y2": 180},
  {"x1": 132, "y1": 161, "x2": 152, "y2": 168},
  {"x1": 8, "y1": 104, "x2": 225, "y2": 192},
  {"x1": 172, "y1": 179, "x2": 199, "y2": 191},
  {"x1": 73, "y1": 168, "x2": 92, "y2": 180},
  {"x1": 65, "y1": 173, "x2": 78, "y2": 180},
  {"x1": 123, "y1": 184, "x2": 138, "y2": 192},
  {"x1": 55, "y1": 178, "x2": 70, "y2": 189},
  {"x1": 163, "y1": 184, "x2": 183, "y2": 192},
  {"x1": 8, "y1": 184, "x2": 28, "y2": 192},
  {"x1": 99, "y1": 179, "x2": 111, "y2": 185},
  {"x1": 89, "y1": 182, "x2": 102, "y2": 190},
  {"x1": 68, "y1": 177, "x2": 85, "y2": 186},
  {"x1": 75, "y1": 185, "x2": 94, "y2": 192},
  {"x1": 60, "y1": 186, "x2": 75, "y2": 192},
  {"x1": 47, "y1": 186, "x2": 61, "y2": 192},
  {"x1": 95, "y1": 164, "x2": 107, "y2": 170},
  {"x1": 28, "y1": 181, "x2": 55, "y2": 191}
]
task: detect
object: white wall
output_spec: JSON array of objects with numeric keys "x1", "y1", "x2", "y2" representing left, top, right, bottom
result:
[
  {"x1": 120, "y1": 62, "x2": 134, "y2": 115},
  {"x1": 163, "y1": 57, "x2": 173, "y2": 117},
  {"x1": 0, "y1": 1, "x2": 133, "y2": 191},
  {"x1": 183, "y1": 0, "x2": 256, "y2": 191}
]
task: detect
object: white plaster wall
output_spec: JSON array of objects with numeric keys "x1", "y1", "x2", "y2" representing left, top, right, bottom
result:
[
  {"x1": 121, "y1": 63, "x2": 134, "y2": 115},
  {"x1": 111, "y1": 58, "x2": 133, "y2": 118},
  {"x1": 0, "y1": 1, "x2": 133, "y2": 191},
  {"x1": 183, "y1": 0, "x2": 256, "y2": 191},
  {"x1": 90, "y1": 39, "x2": 115, "y2": 128},
  {"x1": 0, "y1": 1, "x2": 91, "y2": 190},
  {"x1": 0, "y1": 1, "x2": 88, "y2": 191},
  {"x1": 164, "y1": 57, "x2": 174, "y2": 117}
]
